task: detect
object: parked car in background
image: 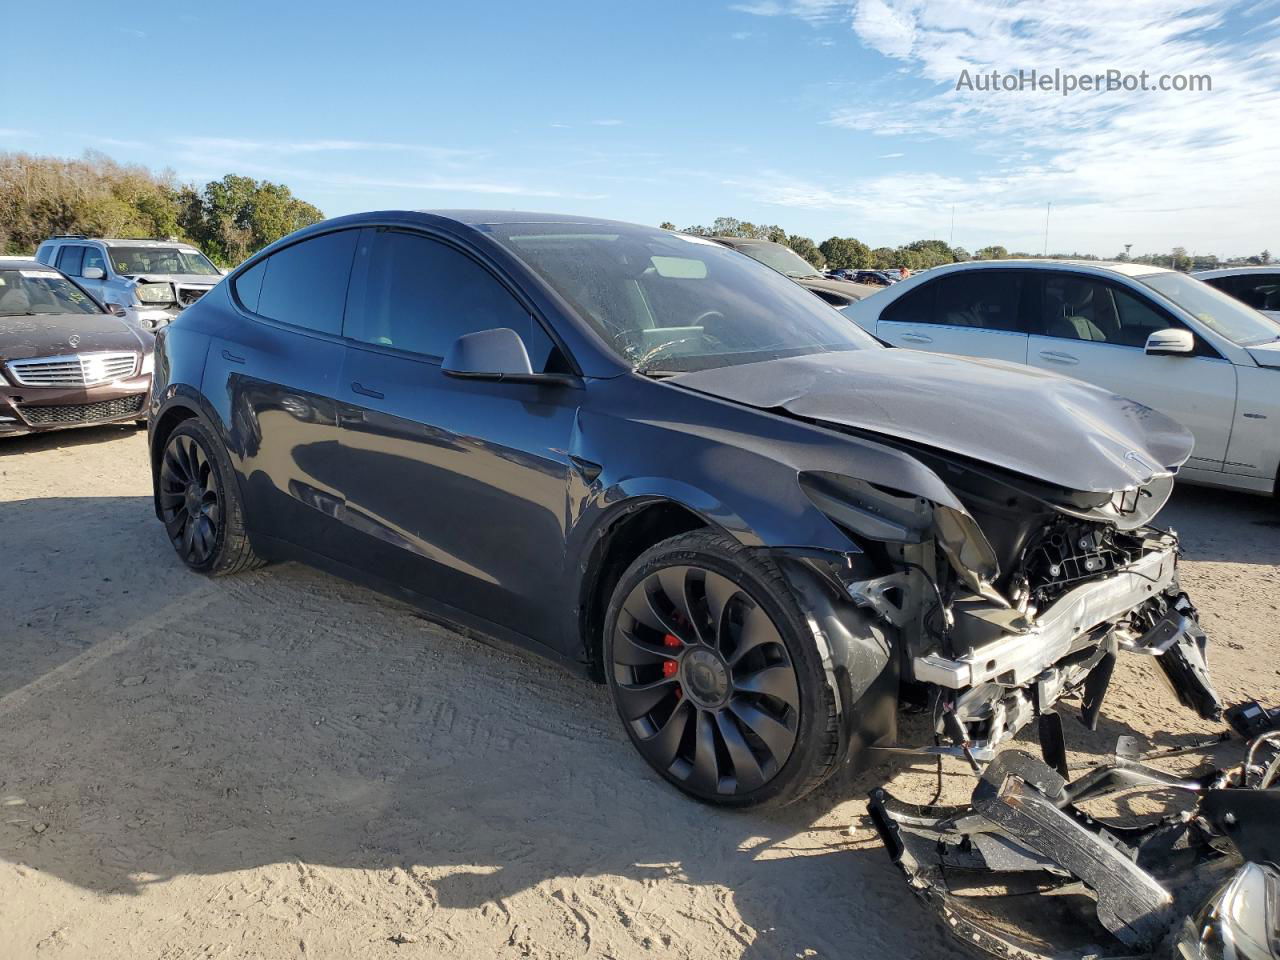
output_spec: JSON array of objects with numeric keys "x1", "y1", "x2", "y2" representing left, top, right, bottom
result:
[
  {"x1": 1192, "y1": 266, "x2": 1280, "y2": 320},
  {"x1": 707, "y1": 236, "x2": 881, "y2": 307},
  {"x1": 35, "y1": 236, "x2": 223, "y2": 332},
  {"x1": 845, "y1": 260, "x2": 1280, "y2": 495},
  {"x1": 148, "y1": 211, "x2": 1218, "y2": 809},
  {"x1": 0, "y1": 257, "x2": 153, "y2": 436}
]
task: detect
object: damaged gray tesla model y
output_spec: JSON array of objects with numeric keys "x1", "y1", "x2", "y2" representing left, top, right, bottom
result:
[{"x1": 148, "y1": 211, "x2": 1221, "y2": 809}]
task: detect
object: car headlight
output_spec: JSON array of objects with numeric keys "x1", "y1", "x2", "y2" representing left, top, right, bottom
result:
[
  {"x1": 135, "y1": 282, "x2": 175, "y2": 305},
  {"x1": 141, "y1": 352, "x2": 155, "y2": 376}
]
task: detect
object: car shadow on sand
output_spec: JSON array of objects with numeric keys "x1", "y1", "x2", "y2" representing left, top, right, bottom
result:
[
  {"x1": 0, "y1": 496, "x2": 965, "y2": 959},
  {"x1": 1161, "y1": 483, "x2": 1280, "y2": 565}
]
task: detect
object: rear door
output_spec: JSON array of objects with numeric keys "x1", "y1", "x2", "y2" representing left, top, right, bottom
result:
[
  {"x1": 875, "y1": 270, "x2": 1032, "y2": 364},
  {"x1": 202, "y1": 228, "x2": 360, "y2": 556},
  {"x1": 334, "y1": 227, "x2": 580, "y2": 647},
  {"x1": 1025, "y1": 271, "x2": 1238, "y2": 470}
]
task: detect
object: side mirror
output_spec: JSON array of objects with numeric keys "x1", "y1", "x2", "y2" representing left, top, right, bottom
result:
[
  {"x1": 443, "y1": 327, "x2": 577, "y2": 385},
  {"x1": 82, "y1": 266, "x2": 106, "y2": 280},
  {"x1": 1145, "y1": 328, "x2": 1195, "y2": 356},
  {"x1": 105, "y1": 302, "x2": 127, "y2": 318}
]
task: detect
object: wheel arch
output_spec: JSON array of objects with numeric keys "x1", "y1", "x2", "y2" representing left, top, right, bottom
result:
[{"x1": 576, "y1": 497, "x2": 715, "y2": 681}]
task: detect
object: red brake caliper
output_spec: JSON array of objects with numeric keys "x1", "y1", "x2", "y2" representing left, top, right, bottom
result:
[{"x1": 662, "y1": 633, "x2": 682, "y2": 697}]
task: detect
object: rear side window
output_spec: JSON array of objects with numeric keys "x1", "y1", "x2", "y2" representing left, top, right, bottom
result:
[
  {"x1": 57, "y1": 245, "x2": 85, "y2": 277},
  {"x1": 931, "y1": 271, "x2": 1025, "y2": 331},
  {"x1": 250, "y1": 230, "x2": 359, "y2": 335},
  {"x1": 882, "y1": 271, "x2": 1025, "y2": 331},
  {"x1": 233, "y1": 259, "x2": 267, "y2": 313},
  {"x1": 880, "y1": 282, "x2": 935, "y2": 325},
  {"x1": 344, "y1": 229, "x2": 550, "y2": 365}
]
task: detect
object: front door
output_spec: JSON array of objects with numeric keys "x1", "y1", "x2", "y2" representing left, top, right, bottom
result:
[
  {"x1": 334, "y1": 227, "x2": 581, "y2": 648},
  {"x1": 1025, "y1": 271, "x2": 1238, "y2": 470}
]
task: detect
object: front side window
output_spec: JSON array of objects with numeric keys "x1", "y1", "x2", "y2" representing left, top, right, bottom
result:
[
  {"x1": 1135, "y1": 271, "x2": 1280, "y2": 346},
  {"x1": 251, "y1": 230, "x2": 360, "y2": 335},
  {"x1": 107, "y1": 246, "x2": 220, "y2": 276},
  {"x1": 344, "y1": 229, "x2": 546, "y2": 363},
  {"x1": 82, "y1": 247, "x2": 107, "y2": 275},
  {"x1": 488, "y1": 222, "x2": 877, "y2": 373},
  {"x1": 0, "y1": 268, "x2": 101, "y2": 316},
  {"x1": 56, "y1": 245, "x2": 85, "y2": 277}
]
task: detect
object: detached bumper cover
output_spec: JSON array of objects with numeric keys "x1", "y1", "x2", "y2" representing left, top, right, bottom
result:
[{"x1": 868, "y1": 728, "x2": 1280, "y2": 960}]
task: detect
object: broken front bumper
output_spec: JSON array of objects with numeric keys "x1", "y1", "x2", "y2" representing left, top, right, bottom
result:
[
  {"x1": 899, "y1": 542, "x2": 1221, "y2": 761},
  {"x1": 868, "y1": 719, "x2": 1280, "y2": 960}
]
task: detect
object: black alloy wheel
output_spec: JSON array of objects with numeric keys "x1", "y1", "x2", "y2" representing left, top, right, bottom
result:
[
  {"x1": 159, "y1": 431, "x2": 222, "y2": 567},
  {"x1": 611, "y1": 563, "x2": 804, "y2": 800}
]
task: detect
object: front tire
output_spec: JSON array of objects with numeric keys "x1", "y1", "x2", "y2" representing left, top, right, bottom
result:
[
  {"x1": 604, "y1": 530, "x2": 839, "y2": 807},
  {"x1": 157, "y1": 419, "x2": 263, "y2": 575}
]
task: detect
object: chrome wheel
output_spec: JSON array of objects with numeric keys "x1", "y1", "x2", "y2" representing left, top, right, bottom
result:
[
  {"x1": 158, "y1": 432, "x2": 221, "y2": 566},
  {"x1": 611, "y1": 565, "x2": 801, "y2": 797}
]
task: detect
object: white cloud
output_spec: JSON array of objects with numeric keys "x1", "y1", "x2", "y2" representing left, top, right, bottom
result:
[
  {"x1": 752, "y1": 0, "x2": 1280, "y2": 253},
  {"x1": 878, "y1": 151, "x2": 905, "y2": 158},
  {"x1": 730, "y1": 0, "x2": 848, "y2": 21},
  {"x1": 591, "y1": 119, "x2": 624, "y2": 126},
  {"x1": 171, "y1": 137, "x2": 481, "y2": 162}
]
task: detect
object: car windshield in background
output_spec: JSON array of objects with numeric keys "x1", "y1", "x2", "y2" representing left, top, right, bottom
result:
[
  {"x1": 0, "y1": 269, "x2": 101, "y2": 316},
  {"x1": 489, "y1": 223, "x2": 879, "y2": 372},
  {"x1": 1136, "y1": 271, "x2": 1280, "y2": 346},
  {"x1": 735, "y1": 241, "x2": 823, "y2": 279},
  {"x1": 108, "y1": 247, "x2": 220, "y2": 276}
]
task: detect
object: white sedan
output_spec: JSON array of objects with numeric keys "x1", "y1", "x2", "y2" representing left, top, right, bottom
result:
[{"x1": 845, "y1": 260, "x2": 1280, "y2": 495}]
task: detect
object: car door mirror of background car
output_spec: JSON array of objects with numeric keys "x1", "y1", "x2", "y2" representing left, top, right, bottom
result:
[
  {"x1": 442, "y1": 327, "x2": 578, "y2": 386},
  {"x1": 104, "y1": 302, "x2": 127, "y2": 317},
  {"x1": 1145, "y1": 328, "x2": 1195, "y2": 356},
  {"x1": 81, "y1": 266, "x2": 105, "y2": 280}
]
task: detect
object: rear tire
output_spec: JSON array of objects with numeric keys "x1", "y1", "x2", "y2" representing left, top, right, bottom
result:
[
  {"x1": 603, "y1": 530, "x2": 839, "y2": 808},
  {"x1": 157, "y1": 419, "x2": 264, "y2": 575}
]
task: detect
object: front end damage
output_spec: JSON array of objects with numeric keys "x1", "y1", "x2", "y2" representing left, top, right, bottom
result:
[
  {"x1": 868, "y1": 704, "x2": 1280, "y2": 959},
  {"x1": 794, "y1": 448, "x2": 1223, "y2": 770}
]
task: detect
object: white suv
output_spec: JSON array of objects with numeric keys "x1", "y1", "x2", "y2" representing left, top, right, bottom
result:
[
  {"x1": 845, "y1": 260, "x2": 1280, "y2": 495},
  {"x1": 35, "y1": 236, "x2": 223, "y2": 331}
]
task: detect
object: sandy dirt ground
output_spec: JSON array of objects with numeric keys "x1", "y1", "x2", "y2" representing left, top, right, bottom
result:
[{"x1": 1, "y1": 424, "x2": 1277, "y2": 959}]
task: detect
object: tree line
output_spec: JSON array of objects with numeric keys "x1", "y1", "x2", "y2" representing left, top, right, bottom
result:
[
  {"x1": 0, "y1": 151, "x2": 324, "y2": 267},
  {"x1": 661, "y1": 216, "x2": 1271, "y2": 273}
]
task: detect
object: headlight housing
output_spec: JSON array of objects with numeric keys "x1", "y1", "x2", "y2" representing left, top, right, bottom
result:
[
  {"x1": 141, "y1": 352, "x2": 155, "y2": 376},
  {"x1": 135, "y1": 282, "x2": 175, "y2": 305}
]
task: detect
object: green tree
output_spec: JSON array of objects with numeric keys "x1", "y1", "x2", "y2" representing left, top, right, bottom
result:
[
  {"x1": 659, "y1": 221, "x2": 676, "y2": 230},
  {"x1": 973, "y1": 245, "x2": 1009, "y2": 260},
  {"x1": 785, "y1": 234, "x2": 825, "y2": 270},
  {"x1": 818, "y1": 236, "x2": 872, "y2": 270},
  {"x1": 183, "y1": 173, "x2": 324, "y2": 266}
]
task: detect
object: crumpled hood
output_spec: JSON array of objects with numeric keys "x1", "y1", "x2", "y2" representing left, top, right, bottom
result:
[
  {"x1": 670, "y1": 349, "x2": 1195, "y2": 493},
  {"x1": 0, "y1": 312, "x2": 149, "y2": 361}
]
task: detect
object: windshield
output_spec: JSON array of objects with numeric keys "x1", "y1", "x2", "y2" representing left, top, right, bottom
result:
[
  {"x1": 732, "y1": 241, "x2": 822, "y2": 279},
  {"x1": 1136, "y1": 271, "x2": 1280, "y2": 346},
  {"x1": 0, "y1": 268, "x2": 101, "y2": 316},
  {"x1": 488, "y1": 222, "x2": 879, "y2": 373},
  {"x1": 108, "y1": 246, "x2": 220, "y2": 276}
]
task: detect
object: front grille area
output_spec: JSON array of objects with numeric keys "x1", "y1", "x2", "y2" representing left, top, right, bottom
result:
[
  {"x1": 6, "y1": 351, "x2": 138, "y2": 387},
  {"x1": 177, "y1": 286, "x2": 210, "y2": 307},
  {"x1": 19, "y1": 394, "x2": 145, "y2": 426}
]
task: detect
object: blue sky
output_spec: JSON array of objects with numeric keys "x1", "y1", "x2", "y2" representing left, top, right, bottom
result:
[{"x1": 3, "y1": 0, "x2": 1277, "y2": 256}]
